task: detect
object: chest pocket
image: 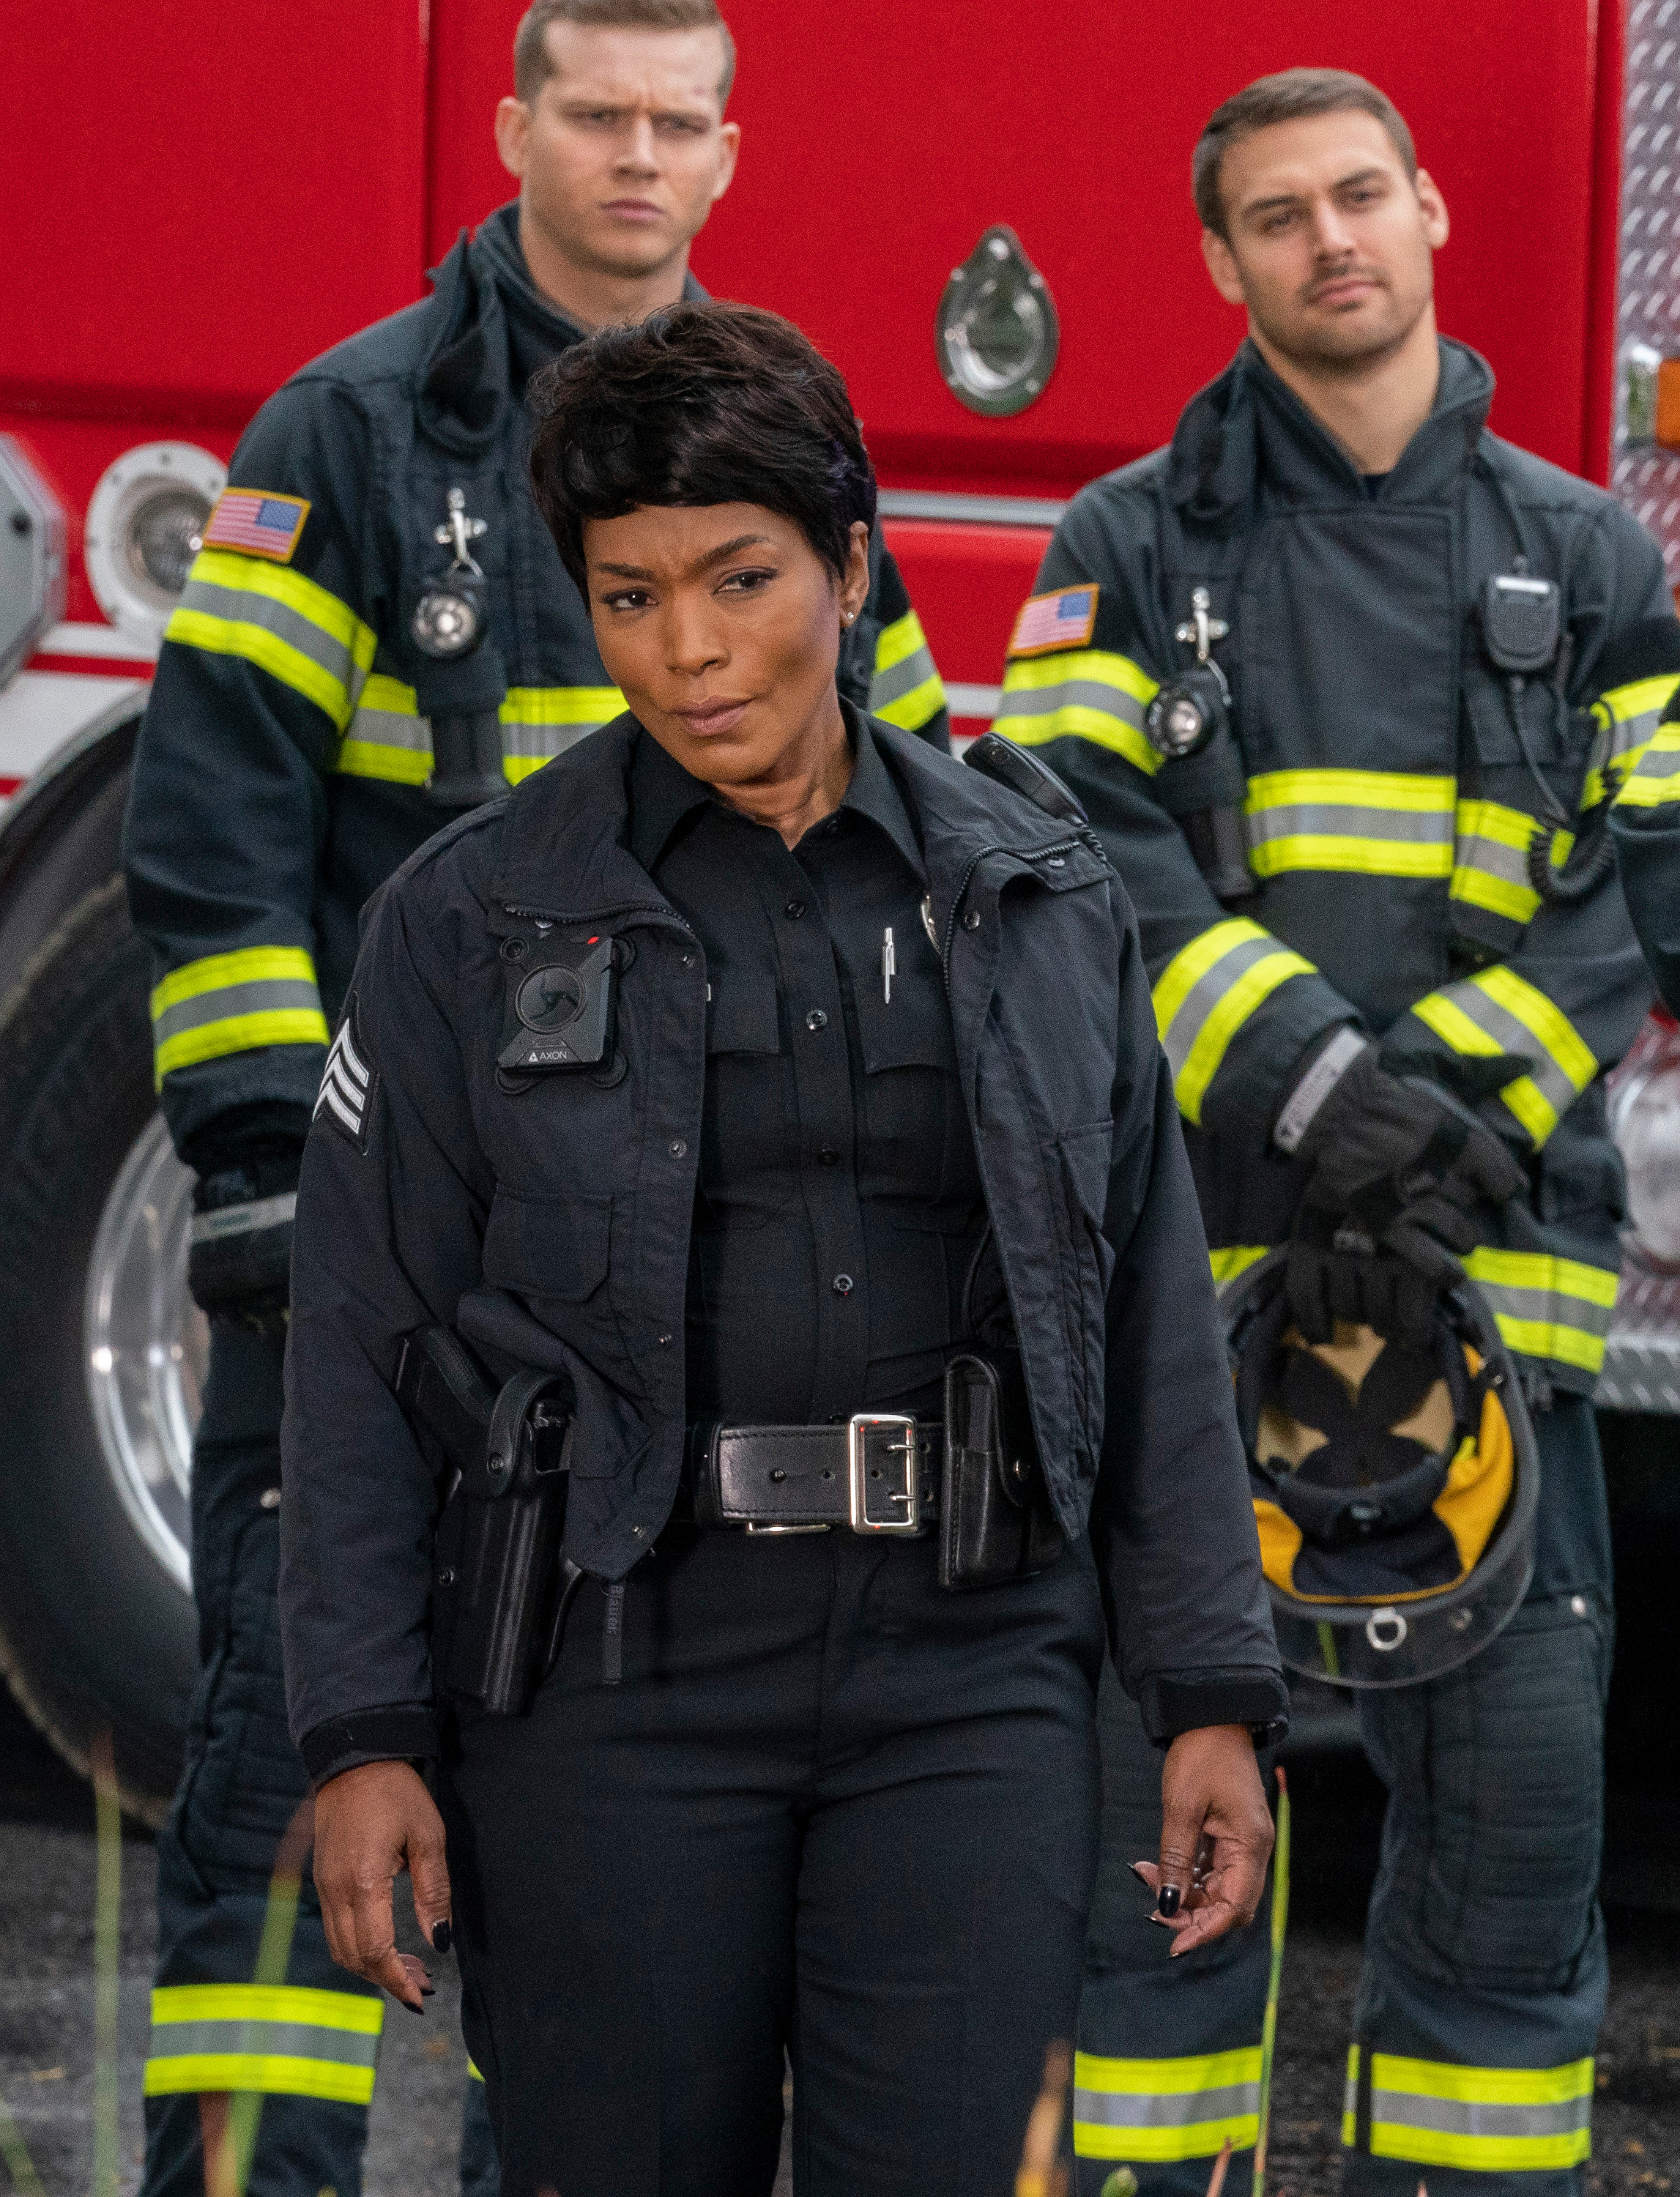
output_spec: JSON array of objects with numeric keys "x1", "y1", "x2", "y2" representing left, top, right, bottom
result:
[
  {"x1": 483, "y1": 1186, "x2": 612, "y2": 1302},
  {"x1": 699, "y1": 972, "x2": 795, "y2": 1227},
  {"x1": 852, "y1": 971, "x2": 978, "y2": 1224}
]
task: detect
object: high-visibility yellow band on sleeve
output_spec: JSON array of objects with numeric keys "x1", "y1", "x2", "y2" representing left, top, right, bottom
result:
[
  {"x1": 1152, "y1": 918, "x2": 1316, "y2": 1126},
  {"x1": 149, "y1": 946, "x2": 328, "y2": 1085},
  {"x1": 1408, "y1": 966, "x2": 1596, "y2": 1147},
  {"x1": 992, "y1": 649, "x2": 1161, "y2": 777},
  {"x1": 869, "y1": 610, "x2": 948, "y2": 732},
  {"x1": 166, "y1": 551, "x2": 376, "y2": 731}
]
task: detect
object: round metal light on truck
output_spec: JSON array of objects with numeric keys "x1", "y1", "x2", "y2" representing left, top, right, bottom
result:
[
  {"x1": 83, "y1": 442, "x2": 225, "y2": 643},
  {"x1": 936, "y1": 226, "x2": 1059, "y2": 417}
]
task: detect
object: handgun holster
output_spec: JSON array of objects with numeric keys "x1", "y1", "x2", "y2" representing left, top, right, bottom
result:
[{"x1": 939, "y1": 1350, "x2": 1065, "y2": 1590}]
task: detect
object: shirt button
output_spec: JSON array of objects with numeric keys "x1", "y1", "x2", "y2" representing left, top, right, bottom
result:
[
  {"x1": 656, "y1": 1332, "x2": 673, "y2": 1347},
  {"x1": 806, "y1": 1008, "x2": 828, "y2": 1032},
  {"x1": 832, "y1": 1274, "x2": 854, "y2": 1295},
  {"x1": 818, "y1": 1147, "x2": 839, "y2": 1166},
  {"x1": 669, "y1": 1138, "x2": 688, "y2": 1157},
  {"x1": 681, "y1": 951, "x2": 697, "y2": 969},
  {"x1": 962, "y1": 909, "x2": 981, "y2": 932},
  {"x1": 785, "y1": 899, "x2": 806, "y2": 920}
]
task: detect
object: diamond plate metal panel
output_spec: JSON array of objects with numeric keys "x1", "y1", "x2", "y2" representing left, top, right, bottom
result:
[{"x1": 1613, "y1": 3, "x2": 1680, "y2": 577}]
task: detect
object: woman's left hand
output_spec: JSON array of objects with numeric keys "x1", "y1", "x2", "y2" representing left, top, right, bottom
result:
[{"x1": 1129, "y1": 1723, "x2": 1275, "y2": 1955}]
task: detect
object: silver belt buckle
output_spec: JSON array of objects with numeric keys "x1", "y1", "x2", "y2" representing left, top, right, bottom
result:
[{"x1": 848, "y1": 1413, "x2": 921, "y2": 1534}]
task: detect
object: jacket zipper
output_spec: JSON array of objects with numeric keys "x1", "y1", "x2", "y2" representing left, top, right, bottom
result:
[
  {"x1": 503, "y1": 899, "x2": 696, "y2": 937},
  {"x1": 940, "y1": 839, "x2": 1088, "y2": 990}
]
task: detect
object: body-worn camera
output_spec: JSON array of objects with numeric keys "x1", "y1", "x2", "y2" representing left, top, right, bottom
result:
[{"x1": 499, "y1": 935, "x2": 618, "y2": 1073}]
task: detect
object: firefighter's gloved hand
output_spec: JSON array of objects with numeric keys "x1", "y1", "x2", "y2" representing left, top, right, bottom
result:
[
  {"x1": 187, "y1": 1150, "x2": 301, "y2": 1338},
  {"x1": 1278, "y1": 1036, "x2": 1525, "y2": 1343}
]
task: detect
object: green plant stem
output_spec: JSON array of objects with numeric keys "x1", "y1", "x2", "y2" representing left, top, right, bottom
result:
[
  {"x1": 1252, "y1": 1766, "x2": 1291, "y2": 2197},
  {"x1": 226, "y1": 1800, "x2": 315, "y2": 2196},
  {"x1": 90, "y1": 1733, "x2": 122, "y2": 2197}
]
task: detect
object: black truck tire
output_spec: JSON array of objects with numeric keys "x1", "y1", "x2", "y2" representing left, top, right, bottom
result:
[{"x1": 0, "y1": 874, "x2": 198, "y2": 1822}]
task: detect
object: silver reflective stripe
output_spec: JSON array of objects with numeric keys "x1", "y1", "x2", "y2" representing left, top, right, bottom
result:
[
  {"x1": 1160, "y1": 929, "x2": 1287, "y2": 1086},
  {"x1": 1370, "y1": 2086, "x2": 1591, "y2": 2140},
  {"x1": 1073, "y1": 2079, "x2": 1260, "y2": 2130},
  {"x1": 502, "y1": 718, "x2": 608, "y2": 763},
  {"x1": 348, "y1": 699, "x2": 431, "y2": 754},
  {"x1": 993, "y1": 677, "x2": 1148, "y2": 729},
  {"x1": 153, "y1": 978, "x2": 323, "y2": 1050},
  {"x1": 176, "y1": 574, "x2": 364, "y2": 702},
  {"x1": 1246, "y1": 800, "x2": 1452, "y2": 851},
  {"x1": 1421, "y1": 978, "x2": 1585, "y2": 1126},
  {"x1": 149, "y1": 2018, "x2": 380, "y2": 2069},
  {"x1": 870, "y1": 642, "x2": 939, "y2": 712},
  {"x1": 190, "y1": 1193, "x2": 298, "y2": 1244}
]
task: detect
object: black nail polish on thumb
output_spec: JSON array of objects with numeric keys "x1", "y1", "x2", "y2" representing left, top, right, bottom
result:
[
  {"x1": 431, "y1": 1919, "x2": 452, "y2": 1953},
  {"x1": 1156, "y1": 1883, "x2": 1182, "y2": 1919}
]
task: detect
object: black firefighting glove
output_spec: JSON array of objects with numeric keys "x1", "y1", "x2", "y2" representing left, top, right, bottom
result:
[
  {"x1": 1279, "y1": 1037, "x2": 1525, "y2": 1345},
  {"x1": 187, "y1": 1148, "x2": 302, "y2": 1339}
]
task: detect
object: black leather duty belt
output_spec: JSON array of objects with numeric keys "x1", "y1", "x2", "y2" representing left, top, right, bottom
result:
[{"x1": 685, "y1": 1414, "x2": 945, "y2": 1536}]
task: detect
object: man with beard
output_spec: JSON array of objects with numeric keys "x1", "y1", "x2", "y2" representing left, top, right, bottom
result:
[
  {"x1": 993, "y1": 67, "x2": 1676, "y2": 2197},
  {"x1": 123, "y1": 7, "x2": 948, "y2": 2194}
]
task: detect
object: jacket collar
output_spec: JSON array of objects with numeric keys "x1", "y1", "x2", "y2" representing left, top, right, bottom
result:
[{"x1": 1167, "y1": 334, "x2": 1495, "y2": 526}]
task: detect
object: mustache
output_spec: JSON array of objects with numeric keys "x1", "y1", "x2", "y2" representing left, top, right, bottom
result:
[{"x1": 1303, "y1": 261, "x2": 1389, "y2": 303}]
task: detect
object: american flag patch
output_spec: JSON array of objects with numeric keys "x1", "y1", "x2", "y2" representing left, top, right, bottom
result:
[
  {"x1": 202, "y1": 488, "x2": 311, "y2": 563},
  {"x1": 1008, "y1": 587, "x2": 1098, "y2": 658},
  {"x1": 315, "y1": 1013, "x2": 375, "y2": 1148}
]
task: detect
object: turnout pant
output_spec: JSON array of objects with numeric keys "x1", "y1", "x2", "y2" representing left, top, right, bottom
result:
[
  {"x1": 1074, "y1": 1397, "x2": 1611, "y2": 2196},
  {"x1": 141, "y1": 1326, "x2": 498, "y2": 2197},
  {"x1": 439, "y1": 1523, "x2": 1109, "y2": 2197}
]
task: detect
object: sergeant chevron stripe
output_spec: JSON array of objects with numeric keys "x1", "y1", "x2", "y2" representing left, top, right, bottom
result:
[
  {"x1": 144, "y1": 1982, "x2": 384, "y2": 2104},
  {"x1": 1409, "y1": 967, "x2": 1596, "y2": 1145},
  {"x1": 1072, "y1": 2045, "x2": 1262, "y2": 2163},
  {"x1": 167, "y1": 550, "x2": 376, "y2": 731},
  {"x1": 316, "y1": 1019, "x2": 372, "y2": 1141},
  {"x1": 1613, "y1": 719, "x2": 1680, "y2": 811},
  {"x1": 1581, "y1": 671, "x2": 1680, "y2": 807},
  {"x1": 151, "y1": 947, "x2": 329, "y2": 1084},
  {"x1": 869, "y1": 609, "x2": 947, "y2": 733},
  {"x1": 1244, "y1": 769, "x2": 1456, "y2": 880},
  {"x1": 1342, "y1": 2045, "x2": 1592, "y2": 2171},
  {"x1": 1152, "y1": 919, "x2": 1317, "y2": 1126},
  {"x1": 992, "y1": 650, "x2": 1163, "y2": 776}
]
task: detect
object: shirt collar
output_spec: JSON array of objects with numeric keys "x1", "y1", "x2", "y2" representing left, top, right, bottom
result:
[{"x1": 627, "y1": 711, "x2": 926, "y2": 880}]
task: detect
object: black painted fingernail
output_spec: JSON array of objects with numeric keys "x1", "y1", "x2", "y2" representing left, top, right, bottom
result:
[
  {"x1": 431, "y1": 1919, "x2": 452, "y2": 1953},
  {"x1": 404, "y1": 2000, "x2": 424, "y2": 2017},
  {"x1": 1148, "y1": 1913, "x2": 1173, "y2": 1929},
  {"x1": 1157, "y1": 1884, "x2": 1182, "y2": 1919}
]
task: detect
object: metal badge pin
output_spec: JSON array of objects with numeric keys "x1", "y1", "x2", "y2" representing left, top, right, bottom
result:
[
  {"x1": 919, "y1": 895, "x2": 937, "y2": 951},
  {"x1": 413, "y1": 487, "x2": 491, "y2": 660},
  {"x1": 1173, "y1": 585, "x2": 1229, "y2": 666},
  {"x1": 882, "y1": 926, "x2": 896, "y2": 1004}
]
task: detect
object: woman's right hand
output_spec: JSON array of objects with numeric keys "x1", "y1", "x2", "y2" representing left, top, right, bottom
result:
[{"x1": 313, "y1": 1760, "x2": 453, "y2": 2011}]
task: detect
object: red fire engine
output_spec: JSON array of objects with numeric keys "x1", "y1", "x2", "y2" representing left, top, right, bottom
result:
[{"x1": 2, "y1": 0, "x2": 1677, "y2": 1812}]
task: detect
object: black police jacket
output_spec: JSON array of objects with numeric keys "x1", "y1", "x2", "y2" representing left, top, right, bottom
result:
[
  {"x1": 995, "y1": 338, "x2": 1674, "y2": 1396},
  {"x1": 278, "y1": 713, "x2": 1287, "y2": 1778},
  {"x1": 124, "y1": 201, "x2": 949, "y2": 1172}
]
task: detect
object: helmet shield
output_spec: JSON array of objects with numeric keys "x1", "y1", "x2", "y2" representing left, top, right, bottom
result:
[{"x1": 1227, "y1": 1253, "x2": 1539, "y2": 1688}]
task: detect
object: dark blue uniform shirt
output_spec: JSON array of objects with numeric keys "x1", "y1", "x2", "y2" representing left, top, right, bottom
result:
[{"x1": 628, "y1": 720, "x2": 987, "y2": 1425}]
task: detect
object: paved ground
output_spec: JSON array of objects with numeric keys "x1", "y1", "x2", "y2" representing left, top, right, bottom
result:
[{"x1": 0, "y1": 1692, "x2": 1674, "y2": 2195}]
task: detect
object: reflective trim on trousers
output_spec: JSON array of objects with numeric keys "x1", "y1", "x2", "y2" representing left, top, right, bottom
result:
[
  {"x1": 1462, "y1": 1247, "x2": 1619, "y2": 1378},
  {"x1": 166, "y1": 551, "x2": 376, "y2": 731},
  {"x1": 1151, "y1": 918, "x2": 1317, "y2": 1126},
  {"x1": 143, "y1": 1982, "x2": 384, "y2": 2105},
  {"x1": 869, "y1": 610, "x2": 948, "y2": 732},
  {"x1": 1244, "y1": 768, "x2": 1456, "y2": 880},
  {"x1": 1342, "y1": 2045, "x2": 1593, "y2": 2171},
  {"x1": 1072, "y1": 2046, "x2": 1261, "y2": 2163},
  {"x1": 150, "y1": 947, "x2": 329, "y2": 1084},
  {"x1": 992, "y1": 649, "x2": 1162, "y2": 777},
  {"x1": 1408, "y1": 967, "x2": 1597, "y2": 1147}
]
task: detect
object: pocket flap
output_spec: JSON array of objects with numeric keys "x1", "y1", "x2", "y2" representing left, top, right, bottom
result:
[
  {"x1": 706, "y1": 974, "x2": 781, "y2": 1056},
  {"x1": 483, "y1": 1188, "x2": 612, "y2": 1301},
  {"x1": 855, "y1": 972, "x2": 956, "y2": 1073}
]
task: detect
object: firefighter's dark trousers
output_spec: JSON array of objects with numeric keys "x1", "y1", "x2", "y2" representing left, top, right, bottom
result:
[
  {"x1": 141, "y1": 1326, "x2": 499, "y2": 2197},
  {"x1": 439, "y1": 1521, "x2": 1109, "y2": 2197},
  {"x1": 1074, "y1": 1397, "x2": 1611, "y2": 2197}
]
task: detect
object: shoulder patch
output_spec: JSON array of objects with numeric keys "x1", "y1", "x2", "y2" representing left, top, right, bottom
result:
[
  {"x1": 201, "y1": 488, "x2": 311, "y2": 564},
  {"x1": 314, "y1": 1005, "x2": 377, "y2": 1151},
  {"x1": 1008, "y1": 586, "x2": 1099, "y2": 658}
]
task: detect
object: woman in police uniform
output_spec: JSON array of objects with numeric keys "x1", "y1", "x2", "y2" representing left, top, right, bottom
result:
[{"x1": 278, "y1": 302, "x2": 1285, "y2": 2197}]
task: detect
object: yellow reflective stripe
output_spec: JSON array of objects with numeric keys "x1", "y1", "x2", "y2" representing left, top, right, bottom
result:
[
  {"x1": 150, "y1": 948, "x2": 328, "y2": 1082},
  {"x1": 1152, "y1": 919, "x2": 1316, "y2": 1126},
  {"x1": 1410, "y1": 967, "x2": 1596, "y2": 1147},
  {"x1": 874, "y1": 670, "x2": 946, "y2": 732},
  {"x1": 993, "y1": 649, "x2": 1162, "y2": 777},
  {"x1": 1245, "y1": 770, "x2": 1455, "y2": 880},
  {"x1": 870, "y1": 611, "x2": 947, "y2": 728},
  {"x1": 874, "y1": 607, "x2": 933, "y2": 674},
  {"x1": 1583, "y1": 671, "x2": 1680, "y2": 805},
  {"x1": 143, "y1": 2055, "x2": 376, "y2": 2105},
  {"x1": 166, "y1": 550, "x2": 376, "y2": 731},
  {"x1": 1362, "y1": 2051, "x2": 1593, "y2": 2171},
  {"x1": 499, "y1": 685, "x2": 625, "y2": 782},
  {"x1": 1462, "y1": 1248, "x2": 1620, "y2": 1376},
  {"x1": 1449, "y1": 799, "x2": 1574, "y2": 925},
  {"x1": 1614, "y1": 720, "x2": 1680, "y2": 810},
  {"x1": 469, "y1": 2058, "x2": 485, "y2": 2082},
  {"x1": 1072, "y1": 2046, "x2": 1261, "y2": 2163},
  {"x1": 152, "y1": 1983, "x2": 384, "y2": 2030},
  {"x1": 1211, "y1": 1245, "x2": 1270, "y2": 1289},
  {"x1": 336, "y1": 672, "x2": 431, "y2": 786}
]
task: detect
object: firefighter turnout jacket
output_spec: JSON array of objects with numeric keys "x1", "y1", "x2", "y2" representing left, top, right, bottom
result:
[
  {"x1": 996, "y1": 338, "x2": 1672, "y2": 1395},
  {"x1": 278, "y1": 714, "x2": 1288, "y2": 1773},
  {"x1": 1610, "y1": 691, "x2": 1680, "y2": 1015},
  {"x1": 124, "y1": 202, "x2": 949, "y2": 1170}
]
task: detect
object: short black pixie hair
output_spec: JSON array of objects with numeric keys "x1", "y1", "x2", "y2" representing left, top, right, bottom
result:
[{"x1": 528, "y1": 301, "x2": 877, "y2": 594}]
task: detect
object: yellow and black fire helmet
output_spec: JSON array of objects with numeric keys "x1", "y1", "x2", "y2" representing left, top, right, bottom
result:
[{"x1": 1223, "y1": 1251, "x2": 1539, "y2": 1688}]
